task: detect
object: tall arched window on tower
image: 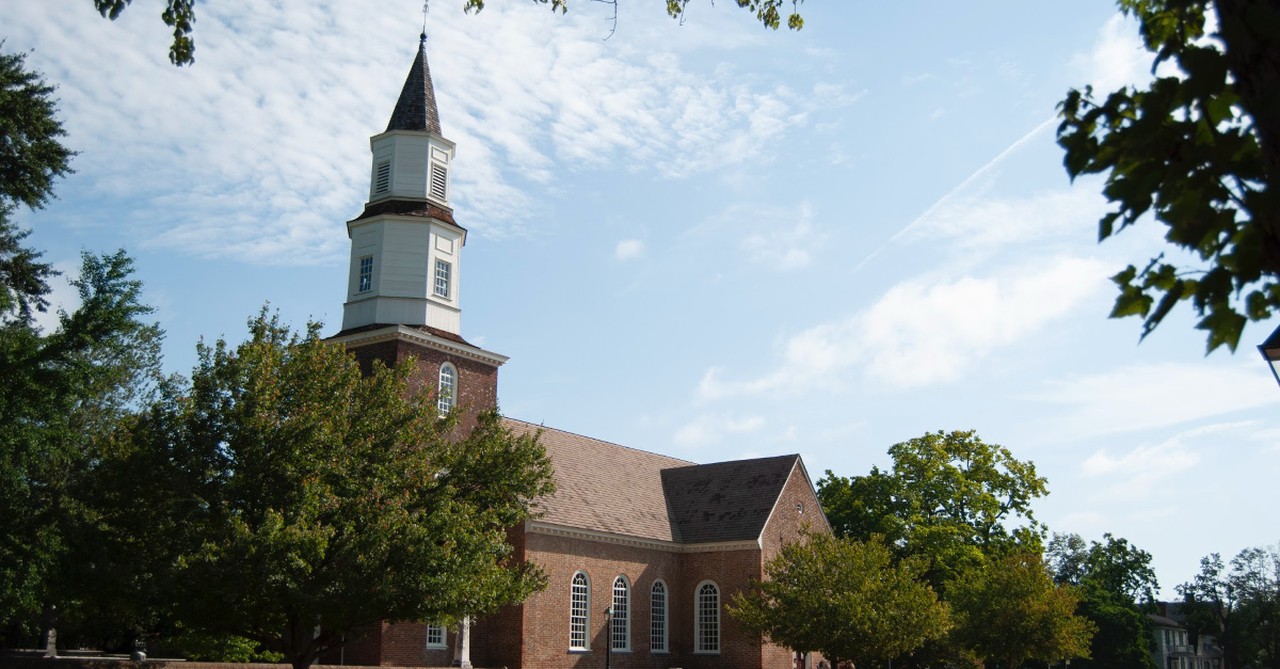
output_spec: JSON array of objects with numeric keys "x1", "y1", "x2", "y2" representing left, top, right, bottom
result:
[
  {"x1": 650, "y1": 580, "x2": 668, "y2": 653},
  {"x1": 570, "y1": 571, "x2": 590, "y2": 650},
  {"x1": 611, "y1": 576, "x2": 630, "y2": 651},
  {"x1": 695, "y1": 581, "x2": 719, "y2": 654},
  {"x1": 437, "y1": 363, "x2": 456, "y2": 416}
]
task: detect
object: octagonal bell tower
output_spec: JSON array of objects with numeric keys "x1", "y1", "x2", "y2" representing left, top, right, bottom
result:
[{"x1": 331, "y1": 33, "x2": 506, "y2": 431}]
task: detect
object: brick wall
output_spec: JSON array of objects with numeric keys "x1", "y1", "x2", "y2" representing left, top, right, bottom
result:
[{"x1": 347, "y1": 335, "x2": 499, "y2": 437}]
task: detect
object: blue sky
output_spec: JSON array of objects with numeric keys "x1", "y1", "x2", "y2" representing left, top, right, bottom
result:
[{"x1": 7, "y1": 1, "x2": 1277, "y2": 597}]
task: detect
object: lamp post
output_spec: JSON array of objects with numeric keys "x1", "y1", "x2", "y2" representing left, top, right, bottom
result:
[
  {"x1": 1258, "y1": 321, "x2": 1280, "y2": 389},
  {"x1": 603, "y1": 607, "x2": 612, "y2": 669}
]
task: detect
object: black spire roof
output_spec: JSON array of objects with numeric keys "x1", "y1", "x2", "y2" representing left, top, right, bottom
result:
[{"x1": 386, "y1": 34, "x2": 442, "y2": 134}]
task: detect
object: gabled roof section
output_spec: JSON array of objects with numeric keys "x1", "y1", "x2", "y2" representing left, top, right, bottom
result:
[
  {"x1": 662, "y1": 454, "x2": 800, "y2": 544},
  {"x1": 386, "y1": 34, "x2": 442, "y2": 135},
  {"x1": 503, "y1": 419, "x2": 693, "y2": 542}
]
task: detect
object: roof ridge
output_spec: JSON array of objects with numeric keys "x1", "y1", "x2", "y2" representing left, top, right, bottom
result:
[{"x1": 500, "y1": 417, "x2": 697, "y2": 465}]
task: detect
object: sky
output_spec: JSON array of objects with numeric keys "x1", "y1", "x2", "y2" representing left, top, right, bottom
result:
[{"x1": 6, "y1": 1, "x2": 1277, "y2": 598}]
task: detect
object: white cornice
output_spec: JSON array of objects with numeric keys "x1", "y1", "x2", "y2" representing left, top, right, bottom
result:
[
  {"x1": 525, "y1": 521, "x2": 761, "y2": 554},
  {"x1": 329, "y1": 324, "x2": 508, "y2": 367}
]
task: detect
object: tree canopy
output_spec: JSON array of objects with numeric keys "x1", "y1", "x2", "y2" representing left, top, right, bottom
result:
[
  {"x1": 0, "y1": 44, "x2": 162, "y2": 646},
  {"x1": 730, "y1": 533, "x2": 950, "y2": 668},
  {"x1": 1056, "y1": 0, "x2": 1280, "y2": 353},
  {"x1": 93, "y1": 312, "x2": 554, "y2": 669},
  {"x1": 817, "y1": 429, "x2": 1048, "y2": 587},
  {"x1": 1179, "y1": 545, "x2": 1280, "y2": 669},
  {"x1": 1048, "y1": 533, "x2": 1160, "y2": 669},
  {"x1": 949, "y1": 551, "x2": 1096, "y2": 669}
]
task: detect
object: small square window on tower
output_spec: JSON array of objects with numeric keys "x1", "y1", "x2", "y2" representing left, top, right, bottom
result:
[
  {"x1": 358, "y1": 256, "x2": 373, "y2": 293},
  {"x1": 433, "y1": 259, "x2": 451, "y2": 299}
]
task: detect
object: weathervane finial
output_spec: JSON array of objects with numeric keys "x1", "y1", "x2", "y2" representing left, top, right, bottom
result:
[{"x1": 421, "y1": 1, "x2": 429, "y2": 43}]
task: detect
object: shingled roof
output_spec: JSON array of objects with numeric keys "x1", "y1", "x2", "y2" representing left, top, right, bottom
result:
[
  {"x1": 504, "y1": 418, "x2": 692, "y2": 542},
  {"x1": 662, "y1": 454, "x2": 800, "y2": 543},
  {"x1": 504, "y1": 419, "x2": 803, "y2": 546},
  {"x1": 386, "y1": 34, "x2": 442, "y2": 135}
]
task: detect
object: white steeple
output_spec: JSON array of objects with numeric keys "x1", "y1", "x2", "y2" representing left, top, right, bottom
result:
[{"x1": 341, "y1": 34, "x2": 465, "y2": 335}]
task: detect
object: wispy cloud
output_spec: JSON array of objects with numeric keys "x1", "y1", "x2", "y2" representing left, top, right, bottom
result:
[
  {"x1": 699, "y1": 255, "x2": 1108, "y2": 398},
  {"x1": 1069, "y1": 13, "x2": 1150, "y2": 92},
  {"x1": 7, "y1": 1, "x2": 810, "y2": 263},
  {"x1": 673, "y1": 413, "x2": 766, "y2": 448},
  {"x1": 1034, "y1": 362, "x2": 1276, "y2": 438},
  {"x1": 615, "y1": 239, "x2": 645, "y2": 261}
]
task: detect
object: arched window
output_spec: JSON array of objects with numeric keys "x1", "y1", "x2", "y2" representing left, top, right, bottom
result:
[
  {"x1": 570, "y1": 571, "x2": 590, "y2": 650},
  {"x1": 695, "y1": 581, "x2": 719, "y2": 654},
  {"x1": 611, "y1": 576, "x2": 630, "y2": 651},
  {"x1": 437, "y1": 363, "x2": 456, "y2": 415},
  {"x1": 650, "y1": 580, "x2": 668, "y2": 653}
]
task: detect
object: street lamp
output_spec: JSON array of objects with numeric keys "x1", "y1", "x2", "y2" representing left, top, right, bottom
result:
[
  {"x1": 603, "y1": 607, "x2": 612, "y2": 669},
  {"x1": 1258, "y1": 321, "x2": 1280, "y2": 389}
]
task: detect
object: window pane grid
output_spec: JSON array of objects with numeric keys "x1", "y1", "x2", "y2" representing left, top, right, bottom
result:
[
  {"x1": 437, "y1": 364, "x2": 456, "y2": 415},
  {"x1": 612, "y1": 577, "x2": 629, "y2": 651},
  {"x1": 696, "y1": 582, "x2": 719, "y2": 653},
  {"x1": 570, "y1": 573, "x2": 588, "y2": 649},
  {"x1": 358, "y1": 256, "x2": 373, "y2": 293},
  {"x1": 650, "y1": 581, "x2": 667, "y2": 652},
  {"x1": 434, "y1": 259, "x2": 451, "y2": 298},
  {"x1": 426, "y1": 624, "x2": 445, "y2": 648}
]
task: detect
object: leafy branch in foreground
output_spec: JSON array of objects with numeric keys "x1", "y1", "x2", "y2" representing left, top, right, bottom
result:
[{"x1": 1056, "y1": 0, "x2": 1280, "y2": 353}]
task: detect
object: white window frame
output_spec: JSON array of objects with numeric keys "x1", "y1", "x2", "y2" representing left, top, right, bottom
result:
[
  {"x1": 437, "y1": 363, "x2": 456, "y2": 416},
  {"x1": 570, "y1": 571, "x2": 590, "y2": 650},
  {"x1": 611, "y1": 576, "x2": 630, "y2": 652},
  {"x1": 425, "y1": 624, "x2": 446, "y2": 649},
  {"x1": 650, "y1": 580, "x2": 668, "y2": 653},
  {"x1": 433, "y1": 259, "x2": 451, "y2": 299},
  {"x1": 695, "y1": 580, "x2": 719, "y2": 654},
  {"x1": 358, "y1": 256, "x2": 373, "y2": 293}
]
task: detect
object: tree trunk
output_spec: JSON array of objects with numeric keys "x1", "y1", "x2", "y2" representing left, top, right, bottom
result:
[{"x1": 1213, "y1": 0, "x2": 1280, "y2": 272}]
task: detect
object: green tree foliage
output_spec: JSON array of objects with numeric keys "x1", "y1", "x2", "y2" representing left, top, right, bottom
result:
[
  {"x1": 817, "y1": 429, "x2": 1048, "y2": 587},
  {"x1": 1057, "y1": 0, "x2": 1280, "y2": 353},
  {"x1": 91, "y1": 0, "x2": 804, "y2": 66},
  {"x1": 1180, "y1": 546, "x2": 1280, "y2": 669},
  {"x1": 95, "y1": 312, "x2": 554, "y2": 669},
  {"x1": 0, "y1": 45, "x2": 162, "y2": 644},
  {"x1": 1048, "y1": 533, "x2": 1160, "y2": 669},
  {"x1": 949, "y1": 551, "x2": 1097, "y2": 669},
  {"x1": 0, "y1": 46, "x2": 73, "y2": 319},
  {"x1": 730, "y1": 533, "x2": 950, "y2": 668}
]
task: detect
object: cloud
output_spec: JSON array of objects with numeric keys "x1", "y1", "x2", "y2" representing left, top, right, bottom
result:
[
  {"x1": 691, "y1": 200, "x2": 823, "y2": 271},
  {"x1": 1034, "y1": 362, "x2": 1276, "y2": 437},
  {"x1": 615, "y1": 239, "x2": 645, "y2": 261},
  {"x1": 907, "y1": 186, "x2": 1110, "y2": 251},
  {"x1": 6, "y1": 1, "x2": 809, "y2": 263},
  {"x1": 673, "y1": 413, "x2": 766, "y2": 448},
  {"x1": 1070, "y1": 13, "x2": 1151, "y2": 93},
  {"x1": 699, "y1": 255, "x2": 1108, "y2": 398}
]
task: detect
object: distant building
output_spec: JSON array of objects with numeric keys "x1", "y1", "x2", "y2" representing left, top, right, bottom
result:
[
  {"x1": 1150, "y1": 603, "x2": 1223, "y2": 669},
  {"x1": 323, "y1": 33, "x2": 830, "y2": 669}
]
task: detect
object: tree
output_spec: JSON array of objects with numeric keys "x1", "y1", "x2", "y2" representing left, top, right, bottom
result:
[
  {"x1": 730, "y1": 533, "x2": 951, "y2": 668},
  {"x1": 0, "y1": 45, "x2": 73, "y2": 319},
  {"x1": 91, "y1": 0, "x2": 805, "y2": 66},
  {"x1": 949, "y1": 551, "x2": 1096, "y2": 669},
  {"x1": 1180, "y1": 545, "x2": 1280, "y2": 669},
  {"x1": 817, "y1": 429, "x2": 1049, "y2": 587},
  {"x1": 0, "y1": 45, "x2": 162, "y2": 645},
  {"x1": 1057, "y1": 0, "x2": 1280, "y2": 353},
  {"x1": 96, "y1": 312, "x2": 554, "y2": 669},
  {"x1": 1048, "y1": 533, "x2": 1160, "y2": 669}
]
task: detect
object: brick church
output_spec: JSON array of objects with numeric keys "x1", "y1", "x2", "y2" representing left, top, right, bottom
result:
[{"x1": 325, "y1": 34, "x2": 830, "y2": 669}]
